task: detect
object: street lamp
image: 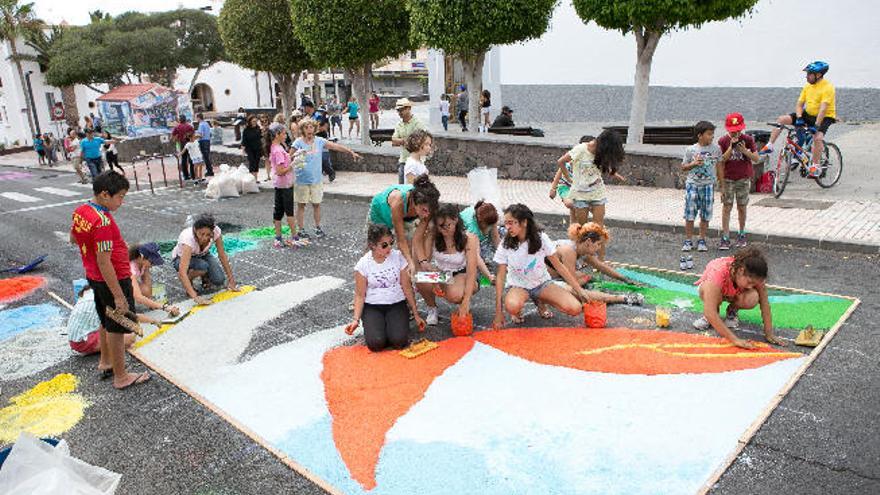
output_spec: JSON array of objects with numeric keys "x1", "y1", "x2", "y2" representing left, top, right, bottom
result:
[{"x1": 24, "y1": 70, "x2": 40, "y2": 135}]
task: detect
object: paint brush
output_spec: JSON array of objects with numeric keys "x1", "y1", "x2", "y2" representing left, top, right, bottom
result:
[{"x1": 105, "y1": 307, "x2": 144, "y2": 336}]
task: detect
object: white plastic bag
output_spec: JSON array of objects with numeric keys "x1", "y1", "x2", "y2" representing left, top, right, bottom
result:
[
  {"x1": 467, "y1": 167, "x2": 500, "y2": 209},
  {"x1": 240, "y1": 173, "x2": 259, "y2": 194},
  {"x1": 204, "y1": 176, "x2": 220, "y2": 199},
  {"x1": 0, "y1": 433, "x2": 121, "y2": 495},
  {"x1": 216, "y1": 173, "x2": 240, "y2": 198}
]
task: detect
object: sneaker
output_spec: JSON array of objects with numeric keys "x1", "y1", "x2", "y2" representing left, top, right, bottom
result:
[
  {"x1": 292, "y1": 235, "x2": 309, "y2": 247},
  {"x1": 685, "y1": 255, "x2": 694, "y2": 270},
  {"x1": 693, "y1": 316, "x2": 710, "y2": 331},
  {"x1": 679, "y1": 256, "x2": 688, "y2": 270},
  {"x1": 624, "y1": 293, "x2": 645, "y2": 305},
  {"x1": 719, "y1": 236, "x2": 731, "y2": 251},
  {"x1": 725, "y1": 307, "x2": 740, "y2": 328},
  {"x1": 426, "y1": 307, "x2": 439, "y2": 326},
  {"x1": 807, "y1": 165, "x2": 820, "y2": 178},
  {"x1": 315, "y1": 227, "x2": 326, "y2": 239},
  {"x1": 696, "y1": 239, "x2": 708, "y2": 252},
  {"x1": 297, "y1": 231, "x2": 310, "y2": 240},
  {"x1": 681, "y1": 240, "x2": 694, "y2": 252},
  {"x1": 273, "y1": 238, "x2": 283, "y2": 249},
  {"x1": 758, "y1": 144, "x2": 773, "y2": 155},
  {"x1": 735, "y1": 233, "x2": 748, "y2": 249}
]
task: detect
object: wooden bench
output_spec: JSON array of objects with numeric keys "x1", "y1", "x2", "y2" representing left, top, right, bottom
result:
[
  {"x1": 369, "y1": 128, "x2": 394, "y2": 146},
  {"x1": 603, "y1": 125, "x2": 696, "y2": 145},
  {"x1": 488, "y1": 126, "x2": 543, "y2": 137}
]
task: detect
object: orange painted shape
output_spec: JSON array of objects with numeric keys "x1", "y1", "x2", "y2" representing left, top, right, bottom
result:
[
  {"x1": 322, "y1": 337, "x2": 475, "y2": 490},
  {"x1": 476, "y1": 327, "x2": 802, "y2": 375},
  {"x1": 0, "y1": 276, "x2": 45, "y2": 303}
]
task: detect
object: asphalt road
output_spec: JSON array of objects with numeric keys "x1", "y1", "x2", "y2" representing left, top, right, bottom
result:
[{"x1": 0, "y1": 165, "x2": 877, "y2": 494}]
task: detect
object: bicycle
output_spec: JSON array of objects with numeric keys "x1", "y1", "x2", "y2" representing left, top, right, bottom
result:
[{"x1": 767, "y1": 122, "x2": 843, "y2": 198}]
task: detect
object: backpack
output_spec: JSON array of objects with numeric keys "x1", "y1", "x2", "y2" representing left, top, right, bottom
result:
[{"x1": 756, "y1": 171, "x2": 774, "y2": 193}]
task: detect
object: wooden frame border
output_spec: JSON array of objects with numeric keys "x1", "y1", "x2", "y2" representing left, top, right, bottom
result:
[{"x1": 130, "y1": 263, "x2": 861, "y2": 495}]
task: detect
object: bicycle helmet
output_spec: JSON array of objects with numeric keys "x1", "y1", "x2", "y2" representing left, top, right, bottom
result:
[{"x1": 803, "y1": 61, "x2": 829, "y2": 75}]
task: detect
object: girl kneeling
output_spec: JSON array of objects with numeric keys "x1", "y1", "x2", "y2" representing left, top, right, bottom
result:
[
  {"x1": 550, "y1": 222, "x2": 637, "y2": 286},
  {"x1": 415, "y1": 204, "x2": 479, "y2": 326},
  {"x1": 492, "y1": 204, "x2": 590, "y2": 328},
  {"x1": 694, "y1": 247, "x2": 783, "y2": 348},
  {"x1": 347, "y1": 224, "x2": 426, "y2": 351}
]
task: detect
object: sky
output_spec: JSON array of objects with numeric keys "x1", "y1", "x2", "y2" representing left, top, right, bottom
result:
[{"x1": 31, "y1": 0, "x2": 223, "y2": 25}]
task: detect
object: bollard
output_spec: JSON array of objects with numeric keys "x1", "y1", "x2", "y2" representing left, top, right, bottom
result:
[
  {"x1": 159, "y1": 154, "x2": 169, "y2": 187},
  {"x1": 144, "y1": 156, "x2": 155, "y2": 195},
  {"x1": 131, "y1": 156, "x2": 140, "y2": 191}
]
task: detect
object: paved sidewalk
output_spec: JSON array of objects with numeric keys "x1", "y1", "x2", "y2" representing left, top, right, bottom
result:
[{"x1": 323, "y1": 171, "x2": 880, "y2": 253}]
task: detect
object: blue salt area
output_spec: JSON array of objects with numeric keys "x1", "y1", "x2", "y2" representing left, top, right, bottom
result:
[
  {"x1": 617, "y1": 268, "x2": 836, "y2": 304},
  {"x1": 0, "y1": 304, "x2": 63, "y2": 342}
]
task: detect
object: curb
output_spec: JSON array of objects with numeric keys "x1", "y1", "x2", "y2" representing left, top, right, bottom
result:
[{"x1": 323, "y1": 191, "x2": 880, "y2": 255}]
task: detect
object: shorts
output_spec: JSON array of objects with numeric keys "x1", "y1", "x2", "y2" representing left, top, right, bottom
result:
[
  {"x1": 789, "y1": 113, "x2": 835, "y2": 135},
  {"x1": 722, "y1": 179, "x2": 750, "y2": 206},
  {"x1": 526, "y1": 280, "x2": 552, "y2": 301},
  {"x1": 684, "y1": 182, "x2": 714, "y2": 221},
  {"x1": 274, "y1": 187, "x2": 294, "y2": 220},
  {"x1": 37, "y1": 149, "x2": 45, "y2": 157},
  {"x1": 331, "y1": 115, "x2": 342, "y2": 125},
  {"x1": 295, "y1": 183, "x2": 323, "y2": 204},
  {"x1": 572, "y1": 198, "x2": 607, "y2": 208},
  {"x1": 556, "y1": 184, "x2": 571, "y2": 200},
  {"x1": 69, "y1": 330, "x2": 101, "y2": 355},
  {"x1": 173, "y1": 253, "x2": 226, "y2": 286},
  {"x1": 349, "y1": 115, "x2": 359, "y2": 121},
  {"x1": 480, "y1": 107, "x2": 490, "y2": 115},
  {"x1": 88, "y1": 277, "x2": 137, "y2": 334}
]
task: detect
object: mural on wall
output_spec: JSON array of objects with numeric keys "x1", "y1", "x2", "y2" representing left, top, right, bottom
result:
[
  {"x1": 130, "y1": 272, "x2": 856, "y2": 495},
  {"x1": 98, "y1": 84, "x2": 193, "y2": 138}
]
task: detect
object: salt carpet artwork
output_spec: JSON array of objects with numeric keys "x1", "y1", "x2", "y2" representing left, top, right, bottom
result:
[{"x1": 131, "y1": 274, "x2": 857, "y2": 495}]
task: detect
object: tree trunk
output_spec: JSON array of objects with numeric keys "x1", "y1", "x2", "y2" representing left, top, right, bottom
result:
[
  {"x1": 9, "y1": 40, "x2": 36, "y2": 137},
  {"x1": 627, "y1": 28, "x2": 661, "y2": 145},
  {"x1": 255, "y1": 71, "x2": 261, "y2": 107},
  {"x1": 348, "y1": 63, "x2": 372, "y2": 145},
  {"x1": 275, "y1": 72, "x2": 300, "y2": 119},
  {"x1": 187, "y1": 66, "x2": 204, "y2": 94},
  {"x1": 84, "y1": 84, "x2": 107, "y2": 95},
  {"x1": 61, "y1": 85, "x2": 79, "y2": 128},
  {"x1": 311, "y1": 70, "x2": 320, "y2": 104},
  {"x1": 461, "y1": 51, "x2": 485, "y2": 133}
]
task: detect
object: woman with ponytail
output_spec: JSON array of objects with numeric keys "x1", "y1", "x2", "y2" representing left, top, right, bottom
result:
[
  {"x1": 459, "y1": 199, "x2": 500, "y2": 282},
  {"x1": 549, "y1": 222, "x2": 634, "y2": 285}
]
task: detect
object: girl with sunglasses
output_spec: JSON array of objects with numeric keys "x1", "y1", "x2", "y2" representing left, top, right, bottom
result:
[
  {"x1": 414, "y1": 204, "x2": 479, "y2": 326},
  {"x1": 346, "y1": 224, "x2": 426, "y2": 351}
]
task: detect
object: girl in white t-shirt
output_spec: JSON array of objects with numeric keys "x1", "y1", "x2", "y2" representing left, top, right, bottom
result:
[
  {"x1": 403, "y1": 129, "x2": 432, "y2": 184},
  {"x1": 548, "y1": 222, "x2": 645, "y2": 305},
  {"x1": 346, "y1": 224, "x2": 426, "y2": 351},
  {"x1": 414, "y1": 204, "x2": 479, "y2": 327},
  {"x1": 171, "y1": 214, "x2": 238, "y2": 306},
  {"x1": 492, "y1": 204, "x2": 589, "y2": 329}
]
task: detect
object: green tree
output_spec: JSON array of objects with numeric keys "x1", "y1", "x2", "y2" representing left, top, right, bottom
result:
[
  {"x1": 572, "y1": 0, "x2": 758, "y2": 144},
  {"x1": 219, "y1": 0, "x2": 312, "y2": 117},
  {"x1": 290, "y1": 0, "x2": 412, "y2": 144},
  {"x1": 408, "y1": 0, "x2": 557, "y2": 131},
  {"x1": 0, "y1": 0, "x2": 44, "y2": 137},
  {"x1": 45, "y1": 22, "x2": 126, "y2": 90}
]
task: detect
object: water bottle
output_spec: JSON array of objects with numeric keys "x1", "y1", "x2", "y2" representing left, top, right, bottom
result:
[
  {"x1": 679, "y1": 256, "x2": 688, "y2": 271},
  {"x1": 185, "y1": 214, "x2": 193, "y2": 227}
]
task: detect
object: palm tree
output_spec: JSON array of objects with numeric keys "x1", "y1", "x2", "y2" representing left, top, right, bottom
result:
[
  {"x1": 0, "y1": 0, "x2": 44, "y2": 138},
  {"x1": 10, "y1": 25, "x2": 79, "y2": 128}
]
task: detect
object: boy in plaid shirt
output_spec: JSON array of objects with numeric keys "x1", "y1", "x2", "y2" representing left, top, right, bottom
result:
[{"x1": 681, "y1": 121, "x2": 722, "y2": 253}]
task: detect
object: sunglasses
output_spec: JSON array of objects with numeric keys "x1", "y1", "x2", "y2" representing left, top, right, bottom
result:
[
  {"x1": 379, "y1": 239, "x2": 395, "y2": 249},
  {"x1": 438, "y1": 221, "x2": 455, "y2": 230}
]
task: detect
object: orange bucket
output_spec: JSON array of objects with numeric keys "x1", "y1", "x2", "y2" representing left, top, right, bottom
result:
[
  {"x1": 583, "y1": 301, "x2": 607, "y2": 328},
  {"x1": 451, "y1": 312, "x2": 473, "y2": 336}
]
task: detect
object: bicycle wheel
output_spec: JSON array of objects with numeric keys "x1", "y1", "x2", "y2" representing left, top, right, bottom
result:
[
  {"x1": 773, "y1": 149, "x2": 791, "y2": 198},
  {"x1": 815, "y1": 142, "x2": 843, "y2": 188}
]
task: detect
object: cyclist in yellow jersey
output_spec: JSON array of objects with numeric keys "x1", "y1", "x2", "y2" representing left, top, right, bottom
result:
[{"x1": 761, "y1": 61, "x2": 835, "y2": 177}]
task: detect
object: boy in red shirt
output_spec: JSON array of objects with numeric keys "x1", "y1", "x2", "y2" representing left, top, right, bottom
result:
[
  {"x1": 718, "y1": 113, "x2": 759, "y2": 250},
  {"x1": 70, "y1": 171, "x2": 150, "y2": 389}
]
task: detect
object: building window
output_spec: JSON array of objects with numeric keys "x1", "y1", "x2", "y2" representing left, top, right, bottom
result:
[
  {"x1": 410, "y1": 50, "x2": 417, "y2": 59},
  {"x1": 45, "y1": 92, "x2": 56, "y2": 114},
  {"x1": 0, "y1": 105, "x2": 6, "y2": 124}
]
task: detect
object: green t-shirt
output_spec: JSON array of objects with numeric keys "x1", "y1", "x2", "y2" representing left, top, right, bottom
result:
[
  {"x1": 459, "y1": 206, "x2": 487, "y2": 243},
  {"x1": 369, "y1": 184, "x2": 413, "y2": 228}
]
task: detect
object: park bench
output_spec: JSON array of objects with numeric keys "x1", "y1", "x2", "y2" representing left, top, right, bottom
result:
[
  {"x1": 603, "y1": 125, "x2": 697, "y2": 145},
  {"x1": 369, "y1": 128, "x2": 394, "y2": 146},
  {"x1": 488, "y1": 126, "x2": 544, "y2": 137}
]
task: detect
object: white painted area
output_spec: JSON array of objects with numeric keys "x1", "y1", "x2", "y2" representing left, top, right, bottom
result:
[
  {"x1": 0, "y1": 326, "x2": 73, "y2": 381},
  {"x1": 34, "y1": 187, "x2": 82, "y2": 197},
  {"x1": 199, "y1": 325, "x2": 353, "y2": 443},
  {"x1": 137, "y1": 276, "x2": 345, "y2": 386},
  {"x1": 0, "y1": 192, "x2": 41, "y2": 203},
  {"x1": 498, "y1": 0, "x2": 879, "y2": 88},
  {"x1": 386, "y1": 343, "x2": 804, "y2": 494}
]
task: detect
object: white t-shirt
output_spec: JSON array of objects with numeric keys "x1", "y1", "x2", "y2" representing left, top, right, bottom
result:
[
  {"x1": 493, "y1": 232, "x2": 556, "y2": 290},
  {"x1": 404, "y1": 155, "x2": 428, "y2": 180},
  {"x1": 439, "y1": 100, "x2": 450, "y2": 117},
  {"x1": 355, "y1": 249, "x2": 408, "y2": 305},
  {"x1": 171, "y1": 225, "x2": 221, "y2": 259},
  {"x1": 184, "y1": 141, "x2": 204, "y2": 163}
]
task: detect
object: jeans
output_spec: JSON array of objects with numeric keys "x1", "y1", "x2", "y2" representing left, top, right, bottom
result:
[
  {"x1": 397, "y1": 162, "x2": 406, "y2": 184},
  {"x1": 441, "y1": 115, "x2": 449, "y2": 131},
  {"x1": 84, "y1": 157, "x2": 104, "y2": 178},
  {"x1": 179, "y1": 149, "x2": 193, "y2": 180},
  {"x1": 457, "y1": 110, "x2": 468, "y2": 130},
  {"x1": 173, "y1": 253, "x2": 225, "y2": 287},
  {"x1": 322, "y1": 150, "x2": 335, "y2": 181},
  {"x1": 198, "y1": 140, "x2": 214, "y2": 176}
]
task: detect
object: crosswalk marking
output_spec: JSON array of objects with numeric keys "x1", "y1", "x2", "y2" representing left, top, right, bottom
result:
[
  {"x1": 35, "y1": 187, "x2": 82, "y2": 197},
  {"x1": 0, "y1": 192, "x2": 41, "y2": 203},
  {"x1": 70, "y1": 182, "x2": 93, "y2": 188}
]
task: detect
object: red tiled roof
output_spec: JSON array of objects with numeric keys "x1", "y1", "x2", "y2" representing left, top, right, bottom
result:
[{"x1": 96, "y1": 83, "x2": 162, "y2": 101}]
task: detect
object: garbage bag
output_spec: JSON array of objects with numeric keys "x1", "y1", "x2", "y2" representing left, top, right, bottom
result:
[
  {"x1": 0, "y1": 432, "x2": 121, "y2": 495},
  {"x1": 240, "y1": 173, "x2": 259, "y2": 194},
  {"x1": 467, "y1": 166, "x2": 500, "y2": 209}
]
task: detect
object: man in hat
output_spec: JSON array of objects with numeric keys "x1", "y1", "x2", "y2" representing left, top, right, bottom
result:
[
  {"x1": 491, "y1": 106, "x2": 515, "y2": 128},
  {"x1": 391, "y1": 98, "x2": 426, "y2": 184},
  {"x1": 718, "y1": 112, "x2": 759, "y2": 250}
]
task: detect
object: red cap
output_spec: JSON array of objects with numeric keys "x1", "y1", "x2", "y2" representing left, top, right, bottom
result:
[{"x1": 725, "y1": 112, "x2": 746, "y2": 132}]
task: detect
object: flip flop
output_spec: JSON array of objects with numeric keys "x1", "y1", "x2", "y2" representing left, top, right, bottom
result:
[
  {"x1": 98, "y1": 367, "x2": 112, "y2": 380},
  {"x1": 536, "y1": 302, "x2": 554, "y2": 319},
  {"x1": 510, "y1": 313, "x2": 524, "y2": 324},
  {"x1": 114, "y1": 371, "x2": 151, "y2": 390}
]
